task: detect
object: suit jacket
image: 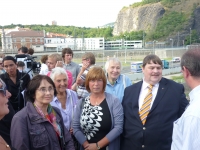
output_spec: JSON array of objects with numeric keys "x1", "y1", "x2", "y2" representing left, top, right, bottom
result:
[{"x1": 121, "y1": 77, "x2": 188, "y2": 150}]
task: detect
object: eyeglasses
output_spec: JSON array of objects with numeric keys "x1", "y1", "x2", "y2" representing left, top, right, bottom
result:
[
  {"x1": 37, "y1": 87, "x2": 54, "y2": 93},
  {"x1": 0, "y1": 86, "x2": 6, "y2": 96}
]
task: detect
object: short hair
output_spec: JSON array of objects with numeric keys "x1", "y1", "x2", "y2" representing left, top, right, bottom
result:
[
  {"x1": 105, "y1": 57, "x2": 122, "y2": 73},
  {"x1": 62, "y1": 48, "x2": 73, "y2": 58},
  {"x1": 25, "y1": 75, "x2": 57, "y2": 103},
  {"x1": 85, "y1": 66, "x2": 106, "y2": 93},
  {"x1": 2, "y1": 56, "x2": 17, "y2": 65},
  {"x1": 50, "y1": 67, "x2": 68, "y2": 81},
  {"x1": 82, "y1": 52, "x2": 95, "y2": 65},
  {"x1": 181, "y1": 49, "x2": 200, "y2": 77},
  {"x1": 28, "y1": 48, "x2": 34, "y2": 55},
  {"x1": 41, "y1": 55, "x2": 48, "y2": 64},
  {"x1": 48, "y1": 54, "x2": 62, "y2": 62},
  {"x1": 21, "y1": 46, "x2": 28, "y2": 54},
  {"x1": 17, "y1": 61, "x2": 25, "y2": 67},
  {"x1": 142, "y1": 54, "x2": 162, "y2": 68}
]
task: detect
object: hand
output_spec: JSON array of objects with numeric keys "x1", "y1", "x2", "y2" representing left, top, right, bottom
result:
[
  {"x1": 70, "y1": 128, "x2": 73, "y2": 134},
  {"x1": 85, "y1": 143, "x2": 97, "y2": 150},
  {"x1": 82, "y1": 61, "x2": 90, "y2": 71},
  {"x1": 56, "y1": 61, "x2": 63, "y2": 67}
]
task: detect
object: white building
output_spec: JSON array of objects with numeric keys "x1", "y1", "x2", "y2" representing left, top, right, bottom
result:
[
  {"x1": 105, "y1": 40, "x2": 143, "y2": 50},
  {"x1": 44, "y1": 37, "x2": 105, "y2": 51}
]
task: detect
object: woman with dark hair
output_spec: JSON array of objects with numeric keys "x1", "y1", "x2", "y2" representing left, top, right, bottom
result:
[
  {"x1": 73, "y1": 66, "x2": 123, "y2": 150},
  {"x1": 0, "y1": 56, "x2": 30, "y2": 112},
  {"x1": 10, "y1": 75, "x2": 75, "y2": 150}
]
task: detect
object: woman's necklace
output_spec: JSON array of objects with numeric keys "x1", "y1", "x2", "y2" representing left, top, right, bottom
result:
[{"x1": 0, "y1": 136, "x2": 10, "y2": 148}]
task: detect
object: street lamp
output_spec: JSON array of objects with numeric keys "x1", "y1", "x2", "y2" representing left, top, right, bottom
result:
[
  {"x1": 190, "y1": 28, "x2": 191, "y2": 45},
  {"x1": 124, "y1": 35, "x2": 127, "y2": 63},
  {"x1": 170, "y1": 38, "x2": 173, "y2": 68}
]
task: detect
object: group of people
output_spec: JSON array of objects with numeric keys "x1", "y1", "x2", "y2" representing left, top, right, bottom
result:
[{"x1": 0, "y1": 46, "x2": 199, "y2": 150}]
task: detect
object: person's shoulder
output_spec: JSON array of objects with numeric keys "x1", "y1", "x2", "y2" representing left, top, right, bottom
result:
[
  {"x1": 67, "y1": 89, "x2": 77, "y2": 95},
  {"x1": 13, "y1": 107, "x2": 28, "y2": 120},
  {"x1": 71, "y1": 61, "x2": 79, "y2": 66},
  {"x1": 161, "y1": 77, "x2": 182, "y2": 87}
]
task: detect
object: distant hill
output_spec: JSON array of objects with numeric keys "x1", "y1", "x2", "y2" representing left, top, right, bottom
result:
[{"x1": 113, "y1": 0, "x2": 200, "y2": 45}]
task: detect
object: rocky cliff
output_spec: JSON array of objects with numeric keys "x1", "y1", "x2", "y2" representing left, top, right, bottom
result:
[{"x1": 113, "y1": 2, "x2": 165, "y2": 36}]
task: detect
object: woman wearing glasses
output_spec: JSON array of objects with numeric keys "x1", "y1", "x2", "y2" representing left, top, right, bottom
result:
[
  {"x1": 0, "y1": 78, "x2": 11, "y2": 150},
  {"x1": 73, "y1": 66, "x2": 123, "y2": 150},
  {"x1": 10, "y1": 75, "x2": 75, "y2": 150}
]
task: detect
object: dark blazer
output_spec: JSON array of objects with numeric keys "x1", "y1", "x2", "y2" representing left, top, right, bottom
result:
[{"x1": 121, "y1": 77, "x2": 188, "y2": 150}]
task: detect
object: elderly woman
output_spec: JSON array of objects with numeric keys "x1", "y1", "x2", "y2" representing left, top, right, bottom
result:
[
  {"x1": 73, "y1": 66, "x2": 123, "y2": 150},
  {"x1": 105, "y1": 58, "x2": 132, "y2": 102},
  {"x1": 50, "y1": 67, "x2": 79, "y2": 149},
  {"x1": 10, "y1": 75, "x2": 75, "y2": 150},
  {"x1": 0, "y1": 79, "x2": 11, "y2": 150}
]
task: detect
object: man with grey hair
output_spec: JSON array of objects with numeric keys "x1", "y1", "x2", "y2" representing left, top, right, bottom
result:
[
  {"x1": 105, "y1": 57, "x2": 132, "y2": 102},
  {"x1": 171, "y1": 49, "x2": 200, "y2": 150}
]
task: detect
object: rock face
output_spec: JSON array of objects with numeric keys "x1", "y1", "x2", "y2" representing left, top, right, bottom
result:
[
  {"x1": 193, "y1": 6, "x2": 200, "y2": 35},
  {"x1": 113, "y1": 2, "x2": 165, "y2": 36}
]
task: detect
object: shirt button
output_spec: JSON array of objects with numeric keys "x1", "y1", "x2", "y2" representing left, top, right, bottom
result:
[
  {"x1": 143, "y1": 127, "x2": 146, "y2": 130},
  {"x1": 142, "y1": 145, "x2": 145, "y2": 148}
]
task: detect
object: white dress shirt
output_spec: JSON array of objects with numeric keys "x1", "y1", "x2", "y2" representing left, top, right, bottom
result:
[
  {"x1": 138, "y1": 80, "x2": 159, "y2": 110},
  {"x1": 171, "y1": 85, "x2": 200, "y2": 150}
]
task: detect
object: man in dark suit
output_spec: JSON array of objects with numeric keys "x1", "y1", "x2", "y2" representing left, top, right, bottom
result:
[{"x1": 121, "y1": 54, "x2": 188, "y2": 150}]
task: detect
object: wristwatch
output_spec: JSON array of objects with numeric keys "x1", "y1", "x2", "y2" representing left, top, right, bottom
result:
[{"x1": 96, "y1": 143, "x2": 101, "y2": 150}]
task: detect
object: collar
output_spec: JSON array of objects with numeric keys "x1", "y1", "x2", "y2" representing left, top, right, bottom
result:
[
  {"x1": 141, "y1": 79, "x2": 159, "y2": 90},
  {"x1": 189, "y1": 85, "x2": 200, "y2": 103},
  {"x1": 65, "y1": 62, "x2": 72, "y2": 66},
  {"x1": 53, "y1": 89, "x2": 70, "y2": 102},
  {"x1": 106, "y1": 74, "x2": 122, "y2": 85},
  {"x1": 4, "y1": 69, "x2": 22, "y2": 80}
]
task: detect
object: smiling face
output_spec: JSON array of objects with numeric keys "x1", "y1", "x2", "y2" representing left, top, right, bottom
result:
[
  {"x1": 34, "y1": 79, "x2": 54, "y2": 108},
  {"x1": 107, "y1": 61, "x2": 121, "y2": 81},
  {"x1": 142, "y1": 61, "x2": 162, "y2": 85},
  {"x1": 54, "y1": 74, "x2": 68, "y2": 93}
]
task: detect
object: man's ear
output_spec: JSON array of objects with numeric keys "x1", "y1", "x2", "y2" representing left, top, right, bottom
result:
[{"x1": 183, "y1": 66, "x2": 191, "y2": 77}]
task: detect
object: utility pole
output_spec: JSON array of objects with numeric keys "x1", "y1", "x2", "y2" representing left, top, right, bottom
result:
[
  {"x1": 190, "y1": 28, "x2": 191, "y2": 45},
  {"x1": 143, "y1": 31, "x2": 145, "y2": 49},
  {"x1": 82, "y1": 32, "x2": 84, "y2": 51},
  {"x1": 177, "y1": 32, "x2": 179, "y2": 47},
  {"x1": 74, "y1": 28, "x2": 76, "y2": 50},
  {"x1": 2, "y1": 26, "x2": 6, "y2": 53}
]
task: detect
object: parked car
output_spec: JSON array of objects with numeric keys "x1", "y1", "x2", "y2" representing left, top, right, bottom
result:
[{"x1": 172, "y1": 57, "x2": 181, "y2": 63}]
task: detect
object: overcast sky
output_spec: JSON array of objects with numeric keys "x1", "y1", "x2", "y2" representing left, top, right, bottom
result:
[{"x1": 0, "y1": 0, "x2": 142, "y2": 27}]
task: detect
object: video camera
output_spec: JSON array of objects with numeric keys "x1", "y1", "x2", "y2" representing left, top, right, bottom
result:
[{"x1": 15, "y1": 54, "x2": 41, "y2": 73}]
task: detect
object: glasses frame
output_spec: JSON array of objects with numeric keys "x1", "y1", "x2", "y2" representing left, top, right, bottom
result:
[{"x1": 37, "y1": 87, "x2": 54, "y2": 93}]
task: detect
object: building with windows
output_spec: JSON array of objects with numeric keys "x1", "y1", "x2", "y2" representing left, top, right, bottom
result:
[
  {"x1": 1, "y1": 30, "x2": 45, "y2": 53},
  {"x1": 105, "y1": 40, "x2": 142, "y2": 50}
]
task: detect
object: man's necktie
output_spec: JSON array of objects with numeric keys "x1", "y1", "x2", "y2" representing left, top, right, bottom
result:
[{"x1": 139, "y1": 84, "x2": 153, "y2": 125}]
